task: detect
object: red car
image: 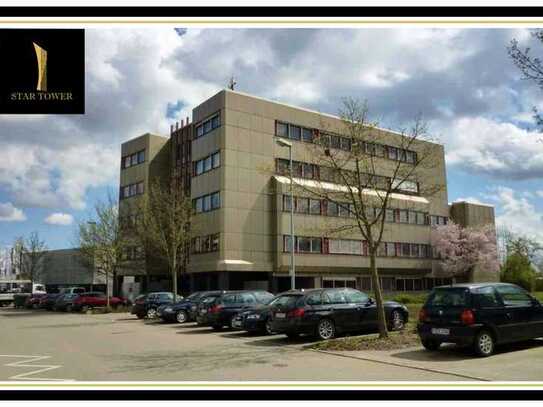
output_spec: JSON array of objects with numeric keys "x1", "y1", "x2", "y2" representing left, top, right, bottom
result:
[
  {"x1": 72, "y1": 292, "x2": 125, "y2": 312},
  {"x1": 25, "y1": 293, "x2": 47, "y2": 309}
]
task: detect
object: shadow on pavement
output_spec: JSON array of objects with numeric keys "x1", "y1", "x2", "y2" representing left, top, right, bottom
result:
[
  {"x1": 392, "y1": 339, "x2": 543, "y2": 362},
  {"x1": 243, "y1": 335, "x2": 313, "y2": 347}
]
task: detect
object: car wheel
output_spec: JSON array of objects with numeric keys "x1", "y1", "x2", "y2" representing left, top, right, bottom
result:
[
  {"x1": 421, "y1": 339, "x2": 441, "y2": 351},
  {"x1": 389, "y1": 309, "x2": 406, "y2": 331},
  {"x1": 136, "y1": 313, "x2": 144, "y2": 319},
  {"x1": 264, "y1": 319, "x2": 274, "y2": 335},
  {"x1": 66, "y1": 304, "x2": 73, "y2": 313},
  {"x1": 212, "y1": 325, "x2": 223, "y2": 331},
  {"x1": 176, "y1": 310, "x2": 188, "y2": 324},
  {"x1": 474, "y1": 330, "x2": 495, "y2": 357},
  {"x1": 81, "y1": 305, "x2": 89, "y2": 313},
  {"x1": 316, "y1": 318, "x2": 336, "y2": 340},
  {"x1": 230, "y1": 315, "x2": 238, "y2": 329},
  {"x1": 146, "y1": 308, "x2": 157, "y2": 319}
]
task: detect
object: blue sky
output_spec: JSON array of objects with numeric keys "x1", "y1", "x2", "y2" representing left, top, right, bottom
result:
[{"x1": 0, "y1": 27, "x2": 542, "y2": 250}]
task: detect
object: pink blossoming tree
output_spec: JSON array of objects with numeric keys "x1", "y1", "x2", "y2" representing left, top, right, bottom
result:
[{"x1": 432, "y1": 222, "x2": 499, "y2": 279}]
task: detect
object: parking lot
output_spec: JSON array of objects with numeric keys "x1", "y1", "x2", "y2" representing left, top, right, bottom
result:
[{"x1": 1, "y1": 307, "x2": 542, "y2": 381}]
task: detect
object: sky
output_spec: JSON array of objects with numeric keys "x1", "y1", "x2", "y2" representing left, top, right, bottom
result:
[{"x1": 0, "y1": 27, "x2": 542, "y2": 250}]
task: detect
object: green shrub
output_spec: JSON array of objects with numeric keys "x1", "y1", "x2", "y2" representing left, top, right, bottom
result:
[
  {"x1": 535, "y1": 279, "x2": 543, "y2": 292},
  {"x1": 501, "y1": 253, "x2": 536, "y2": 291},
  {"x1": 389, "y1": 293, "x2": 428, "y2": 304}
]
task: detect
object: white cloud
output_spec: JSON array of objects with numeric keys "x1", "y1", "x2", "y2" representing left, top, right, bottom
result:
[
  {"x1": 452, "y1": 196, "x2": 486, "y2": 205},
  {"x1": 0, "y1": 202, "x2": 26, "y2": 222},
  {"x1": 44, "y1": 213, "x2": 74, "y2": 226},
  {"x1": 491, "y1": 187, "x2": 543, "y2": 243},
  {"x1": 443, "y1": 117, "x2": 543, "y2": 180}
]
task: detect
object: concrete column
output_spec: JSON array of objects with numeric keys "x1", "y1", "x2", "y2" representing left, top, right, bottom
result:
[
  {"x1": 313, "y1": 276, "x2": 321, "y2": 289},
  {"x1": 217, "y1": 272, "x2": 229, "y2": 290}
]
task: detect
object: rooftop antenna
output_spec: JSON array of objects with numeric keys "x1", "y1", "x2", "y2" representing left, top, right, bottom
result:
[{"x1": 228, "y1": 76, "x2": 237, "y2": 91}]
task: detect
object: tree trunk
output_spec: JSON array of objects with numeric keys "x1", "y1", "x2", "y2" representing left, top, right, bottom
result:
[
  {"x1": 369, "y1": 252, "x2": 388, "y2": 339},
  {"x1": 106, "y1": 269, "x2": 111, "y2": 310},
  {"x1": 172, "y1": 252, "x2": 177, "y2": 303}
]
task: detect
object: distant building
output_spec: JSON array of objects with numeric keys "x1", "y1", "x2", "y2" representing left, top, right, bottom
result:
[
  {"x1": 33, "y1": 248, "x2": 106, "y2": 293},
  {"x1": 118, "y1": 90, "x2": 498, "y2": 294}
]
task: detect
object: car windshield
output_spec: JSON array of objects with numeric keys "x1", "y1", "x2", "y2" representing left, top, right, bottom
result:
[
  {"x1": 426, "y1": 288, "x2": 471, "y2": 308},
  {"x1": 202, "y1": 296, "x2": 218, "y2": 304}
]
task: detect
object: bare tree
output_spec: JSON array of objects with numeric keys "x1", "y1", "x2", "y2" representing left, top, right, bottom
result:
[
  {"x1": 283, "y1": 98, "x2": 443, "y2": 339},
  {"x1": 508, "y1": 30, "x2": 543, "y2": 129},
  {"x1": 133, "y1": 180, "x2": 193, "y2": 302},
  {"x1": 10, "y1": 237, "x2": 25, "y2": 278},
  {"x1": 78, "y1": 194, "x2": 132, "y2": 308},
  {"x1": 22, "y1": 232, "x2": 48, "y2": 290}
]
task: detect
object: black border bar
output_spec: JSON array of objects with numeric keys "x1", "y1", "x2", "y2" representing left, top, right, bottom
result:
[
  {"x1": 1, "y1": 7, "x2": 543, "y2": 17},
  {"x1": 1, "y1": 390, "x2": 543, "y2": 400}
]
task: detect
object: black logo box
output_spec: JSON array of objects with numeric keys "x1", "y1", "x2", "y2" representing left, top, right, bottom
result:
[{"x1": 0, "y1": 29, "x2": 85, "y2": 114}]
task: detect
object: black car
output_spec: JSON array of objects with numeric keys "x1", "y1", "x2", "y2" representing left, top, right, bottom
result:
[
  {"x1": 53, "y1": 293, "x2": 79, "y2": 312},
  {"x1": 132, "y1": 292, "x2": 175, "y2": 319},
  {"x1": 417, "y1": 283, "x2": 543, "y2": 357},
  {"x1": 158, "y1": 291, "x2": 224, "y2": 323},
  {"x1": 206, "y1": 290, "x2": 275, "y2": 330},
  {"x1": 233, "y1": 293, "x2": 292, "y2": 334},
  {"x1": 269, "y1": 288, "x2": 409, "y2": 340}
]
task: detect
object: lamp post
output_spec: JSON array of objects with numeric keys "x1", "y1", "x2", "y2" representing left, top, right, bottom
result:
[{"x1": 275, "y1": 138, "x2": 295, "y2": 290}]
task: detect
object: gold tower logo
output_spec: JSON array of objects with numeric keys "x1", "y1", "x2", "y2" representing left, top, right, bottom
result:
[
  {"x1": 0, "y1": 29, "x2": 85, "y2": 114},
  {"x1": 32, "y1": 42, "x2": 47, "y2": 92}
]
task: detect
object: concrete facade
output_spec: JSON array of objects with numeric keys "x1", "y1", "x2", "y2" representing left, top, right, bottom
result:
[{"x1": 119, "y1": 90, "x2": 498, "y2": 293}]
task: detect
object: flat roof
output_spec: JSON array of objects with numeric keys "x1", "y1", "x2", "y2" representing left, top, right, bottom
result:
[{"x1": 224, "y1": 89, "x2": 440, "y2": 144}]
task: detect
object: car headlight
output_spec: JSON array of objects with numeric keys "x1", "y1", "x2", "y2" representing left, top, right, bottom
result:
[
  {"x1": 164, "y1": 307, "x2": 173, "y2": 312},
  {"x1": 246, "y1": 314, "x2": 260, "y2": 320}
]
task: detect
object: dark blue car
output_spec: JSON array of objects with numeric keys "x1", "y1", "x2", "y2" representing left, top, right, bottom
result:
[
  {"x1": 132, "y1": 292, "x2": 175, "y2": 319},
  {"x1": 158, "y1": 291, "x2": 224, "y2": 323}
]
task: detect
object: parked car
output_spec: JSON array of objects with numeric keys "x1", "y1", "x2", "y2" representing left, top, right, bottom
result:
[
  {"x1": 133, "y1": 292, "x2": 175, "y2": 319},
  {"x1": 232, "y1": 292, "x2": 292, "y2": 334},
  {"x1": 158, "y1": 291, "x2": 224, "y2": 323},
  {"x1": 39, "y1": 293, "x2": 64, "y2": 310},
  {"x1": 72, "y1": 292, "x2": 125, "y2": 312},
  {"x1": 53, "y1": 293, "x2": 80, "y2": 312},
  {"x1": 131, "y1": 294, "x2": 148, "y2": 319},
  {"x1": 205, "y1": 290, "x2": 275, "y2": 330},
  {"x1": 195, "y1": 293, "x2": 225, "y2": 326},
  {"x1": 24, "y1": 293, "x2": 47, "y2": 309},
  {"x1": 417, "y1": 283, "x2": 543, "y2": 357},
  {"x1": 269, "y1": 288, "x2": 408, "y2": 341}
]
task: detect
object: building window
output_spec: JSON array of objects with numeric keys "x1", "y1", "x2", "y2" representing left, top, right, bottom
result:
[
  {"x1": 194, "y1": 151, "x2": 220, "y2": 177},
  {"x1": 310, "y1": 199, "x2": 321, "y2": 215},
  {"x1": 276, "y1": 122, "x2": 289, "y2": 138},
  {"x1": 195, "y1": 113, "x2": 221, "y2": 140},
  {"x1": 122, "y1": 149, "x2": 146, "y2": 169},
  {"x1": 327, "y1": 201, "x2": 339, "y2": 217},
  {"x1": 212, "y1": 152, "x2": 220, "y2": 168},
  {"x1": 193, "y1": 191, "x2": 220, "y2": 213},
  {"x1": 302, "y1": 128, "x2": 313, "y2": 142},
  {"x1": 192, "y1": 233, "x2": 220, "y2": 254},
  {"x1": 386, "y1": 242, "x2": 396, "y2": 257},
  {"x1": 295, "y1": 197, "x2": 309, "y2": 214},
  {"x1": 290, "y1": 125, "x2": 301, "y2": 141},
  {"x1": 120, "y1": 181, "x2": 145, "y2": 199},
  {"x1": 338, "y1": 203, "x2": 351, "y2": 217},
  {"x1": 399, "y1": 210, "x2": 408, "y2": 223},
  {"x1": 416, "y1": 212, "x2": 426, "y2": 225},
  {"x1": 294, "y1": 237, "x2": 322, "y2": 254}
]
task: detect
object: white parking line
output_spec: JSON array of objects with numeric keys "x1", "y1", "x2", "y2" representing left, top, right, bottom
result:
[{"x1": 0, "y1": 354, "x2": 74, "y2": 381}]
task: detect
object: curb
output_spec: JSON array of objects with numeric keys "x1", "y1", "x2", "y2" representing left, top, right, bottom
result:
[{"x1": 312, "y1": 349, "x2": 491, "y2": 381}]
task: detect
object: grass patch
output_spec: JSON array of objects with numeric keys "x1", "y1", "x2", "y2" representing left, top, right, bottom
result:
[
  {"x1": 310, "y1": 303, "x2": 423, "y2": 352},
  {"x1": 532, "y1": 292, "x2": 543, "y2": 302}
]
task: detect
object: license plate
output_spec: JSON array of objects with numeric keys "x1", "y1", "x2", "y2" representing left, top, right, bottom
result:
[
  {"x1": 275, "y1": 312, "x2": 286, "y2": 319},
  {"x1": 191, "y1": 306, "x2": 197, "y2": 310},
  {"x1": 200, "y1": 309, "x2": 207, "y2": 314},
  {"x1": 232, "y1": 320, "x2": 242, "y2": 328},
  {"x1": 431, "y1": 328, "x2": 450, "y2": 335}
]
